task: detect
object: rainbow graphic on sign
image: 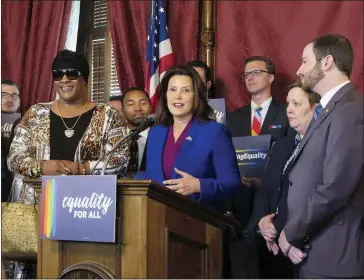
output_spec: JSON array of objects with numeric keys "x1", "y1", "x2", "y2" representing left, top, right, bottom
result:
[{"x1": 40, "y1": 178, "x2": 57, "y2": 239}]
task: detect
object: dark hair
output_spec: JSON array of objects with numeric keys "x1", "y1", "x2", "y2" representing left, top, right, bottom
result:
[
  {"x1": 109, "y1": 95, "x2": 122, "y2": 106},
  {"x1": 1, "y1": 80, "x2": 20, "y2": 93},
  {"x1": 186, "y1": 60, "x2": 212, "y2": 83},
  {"x1": 286, "y1": 79, "x2": 321, "y2": 105},
  {"x1": 120, "y1": 87, "x2": 150, "y2": 106},
  {"x1": 244, "y1": 56, "x2": 276, "y2": 75},
  {"x1": 156, "y1": 65, "x2": 215, "y2": 125},
  {"x1": 52, "y1": 49, "x2": 90, "y2": 84},
  {"x1": 311, "y1": 34, "x2": 353, "y2": 77}
]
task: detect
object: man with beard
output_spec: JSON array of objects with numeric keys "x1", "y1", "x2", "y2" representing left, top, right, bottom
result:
[
  {"x1": 1, "y1": 80, "x2": 21, "y2": 202},
  {"x1": 121, "y1": 87, "x2": 152, "y2": 175},
  {"x1": 278, "y1": 34, "x2": 364, "y2": 278}
]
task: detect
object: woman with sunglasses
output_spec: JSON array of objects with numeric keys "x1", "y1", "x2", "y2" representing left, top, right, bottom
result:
[{"x1": 7, "y1": 50, "x2": 129, "y2": 204}]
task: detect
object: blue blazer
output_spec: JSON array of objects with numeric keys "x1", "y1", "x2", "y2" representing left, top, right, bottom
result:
[{"x1": 136, "y1": 119, "x2": 241, "y2": 212}]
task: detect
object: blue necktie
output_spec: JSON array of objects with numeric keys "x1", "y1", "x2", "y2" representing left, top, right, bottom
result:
[{"x1": 313, "y1": 103, "x2": 323, "y2": 121}]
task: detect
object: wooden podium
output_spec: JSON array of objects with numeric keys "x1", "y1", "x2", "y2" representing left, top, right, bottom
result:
[{"x1": 28, "y1": 179, "x2": 237, "y2": 279}]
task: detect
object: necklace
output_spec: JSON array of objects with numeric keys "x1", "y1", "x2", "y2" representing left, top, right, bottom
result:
[{"x1": 55, "y1": 101, "x2": 90, "y2": 138}]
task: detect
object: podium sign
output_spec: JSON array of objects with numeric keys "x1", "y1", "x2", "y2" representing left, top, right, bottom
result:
[
  {"x1": 40, "y1": 175, "x2": 117, "y2": 243},
  {"x1": 232, "y1": 135, "x2": 271, "y2": 178}
]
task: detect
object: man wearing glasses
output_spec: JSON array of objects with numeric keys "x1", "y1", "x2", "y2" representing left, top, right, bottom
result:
[
  {"x1": 227, "y1": 56, "x2": 290, "y2": 278},
  {"x1": 1, "y1": 80, "x2": 22, "y2": 202},
  {"x1": 227, "y1": 55, "x2": 290, "y2": 225},
  {"x1": 1, "y1": 80, "x2": 20, "y2": 114}
]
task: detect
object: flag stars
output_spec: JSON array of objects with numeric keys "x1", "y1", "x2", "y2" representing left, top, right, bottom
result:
[
  {"x1": 153, "y1": 42, "x2": 157, "y2": 48},
  {"x1": 147, "y1": 35, "x2": 150, "y2": 41},
  {"x1": 153, "y1": 56, "x2": 157, "y2": 62},
  {"x1": 159, "y1": 7, "x2": 164, "y2": 13},
  {"x1": 154, "y1": 29, "x2": 158, "y2": 34},
  {"x1": 166, "y1": 26, "x2": 168, "y2": 31},
  {"x1": 155, "y1": 15, "x2": 158, "y2": 20}
]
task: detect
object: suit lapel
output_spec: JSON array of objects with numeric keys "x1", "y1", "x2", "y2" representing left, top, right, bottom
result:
[
  {"x1": 291, "y1": 82, "x2": 355, "y2": 167},
  {"x1": 242, "y1": 104, "x2": 252, "y2": 136},
  {"x1": 154, "y1": 126, "x2": 169, "y2": 181},
  {"x1": 171, "y1": 119, "x2": 202, "y2": 179},
  {"x1": 260, "y1": 100, "x2": 279, "y2": 135}
]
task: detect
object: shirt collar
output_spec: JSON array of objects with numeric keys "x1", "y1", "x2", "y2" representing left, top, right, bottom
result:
[
  {"x1": 251, "y1": 96, "x2": 272, "y2": 112},
  {"x1": 320, "y1": 80, "x2": 350, "y2": 108}
]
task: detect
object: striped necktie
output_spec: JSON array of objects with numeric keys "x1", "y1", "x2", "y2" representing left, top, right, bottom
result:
[
  {"x1": 282, "y1": 133, "x2": 301, "y2": 175},
  {"x1": 313, "y1": 103, "x2": 323, "y2": 121},
  {"x1": 252, "y1": 106, "x2": 263, "y2": 136}
]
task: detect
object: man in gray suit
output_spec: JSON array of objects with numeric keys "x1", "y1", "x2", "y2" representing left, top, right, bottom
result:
[{"x1": 278, "y1": 34, "x2": 364, "y2": 278}]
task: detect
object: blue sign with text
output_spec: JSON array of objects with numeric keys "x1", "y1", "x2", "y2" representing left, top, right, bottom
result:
[
  {"x1": 40, "y1": 175, "x2": 117, "y2": 243},
  {"x1": 232, "y1": 135, "x2": 271, "y2": 178}
]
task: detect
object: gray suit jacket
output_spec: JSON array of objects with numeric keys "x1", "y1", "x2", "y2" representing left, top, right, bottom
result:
[{"x1": 285, "y1": 82, "x2": 364, "y2": 277}]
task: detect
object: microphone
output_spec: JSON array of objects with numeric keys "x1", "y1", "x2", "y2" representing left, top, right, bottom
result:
[
  {"x1": 90, "y1": 114, "x2": 155, "y2": 175},
  {"x1": 130, "y1": 114, "x2": 155, "y2": 137}
]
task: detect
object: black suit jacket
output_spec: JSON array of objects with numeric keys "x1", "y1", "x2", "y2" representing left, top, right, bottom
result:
[
  {"x1": 227, "y1": 98, "x2": 290, "y2": 142},
  {"x1": 226, "y1": 98, "x2": 292, "y2": 229},
  {"x1": 249, "y1": 132, "x2": 296, "y2": 234}
]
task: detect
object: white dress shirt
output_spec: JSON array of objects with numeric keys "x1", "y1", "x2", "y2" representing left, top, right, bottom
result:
[
  {"x1": 127, "y1": 127, "x2": 149, "y2": 169},
  {"x1": 320, "y1": 80, "x2": 350, "y2": 108},
  {"x1": 251, "y1": 97, "x2": 272, "y2": 128}
]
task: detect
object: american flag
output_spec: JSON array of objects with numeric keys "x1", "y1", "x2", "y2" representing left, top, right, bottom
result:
[{"x1": 145, "y1": 0, "x2": 175, "y2": 110}]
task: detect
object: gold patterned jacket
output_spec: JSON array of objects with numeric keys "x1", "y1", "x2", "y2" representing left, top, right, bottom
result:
[{"x1": 7, "y1": 103, "x2": 129, "y2": 203}]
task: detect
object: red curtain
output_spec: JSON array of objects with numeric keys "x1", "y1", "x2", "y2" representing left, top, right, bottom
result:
[
  {"x1": 108, "y1": 1, "x2": 149, "y2": 92},
  {"x1": 1, "y1": 0, "x2": 71, "y2": 114},
  {"x1": 108, "y1": 0, "x2": 199, "y2": 92},
  {"x1": 168, "y1": 1, "x2": 200, "y2": 65},
  {"x1": 216, "y1": 1, "x2": 364, "y2": 111},
  {"x1": 108, "y1": 1, "x2": 363, "y2": 110}
]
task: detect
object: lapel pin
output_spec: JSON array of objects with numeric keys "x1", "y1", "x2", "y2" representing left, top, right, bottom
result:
[
  {"x1": 325, "y1": 108, "x2": 329, "y2": 113},
  {"x1": 186, "y1": 136, "x2": 192, "y2": 141}
]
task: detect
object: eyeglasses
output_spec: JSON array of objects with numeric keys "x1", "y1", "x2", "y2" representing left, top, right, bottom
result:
[
  {"x1": 52, "y1": 69, "x2": 82, "y2": 81},
  {"x1": 1, "y1": 92, "x2": 19, "y2": 100},
  {"x1": 242, "y1": 70, "x2": 270, "y2": 78}
]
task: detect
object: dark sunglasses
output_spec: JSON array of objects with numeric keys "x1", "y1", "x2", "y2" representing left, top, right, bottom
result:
[{"x1": 52, "y1": 69, "x2": 82, "y2": 81}]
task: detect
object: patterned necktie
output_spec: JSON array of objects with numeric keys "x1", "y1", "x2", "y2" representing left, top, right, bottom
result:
[
  {"x1": 313, "y1": 103, "x2": 323, "y2": 121},
  {"x1": 282, "y1": 133, "x2": 301, "y2": 176},
  {"x1": 252, "y1": 106, "x2": 263, "y2": 136},
  {"x1": 128, "y1": 136, "x2": 139, "y2": 177}
]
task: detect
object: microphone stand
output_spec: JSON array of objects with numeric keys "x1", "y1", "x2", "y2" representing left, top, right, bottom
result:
[{"x1": 91, "y1": 130, "x2": 137, "y2": 175}]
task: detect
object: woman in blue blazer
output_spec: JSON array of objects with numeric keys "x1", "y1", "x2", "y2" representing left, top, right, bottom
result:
[{"x1": 136, "y1": 65, "x2": 240, "y2": 212}]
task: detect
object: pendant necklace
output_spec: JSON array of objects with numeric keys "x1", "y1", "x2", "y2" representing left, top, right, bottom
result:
[{"x1": 55, "y1": 101, "x2": 90, "y2": 138}]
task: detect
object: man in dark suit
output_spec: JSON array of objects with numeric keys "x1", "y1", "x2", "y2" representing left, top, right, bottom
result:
[
  {"x1": 279, "y1": 34, "x2": 364, "y2": 278},
  {"x1": 227, "y1": 56, "x2": 290, "y2": 230},
  {"x1": 120, "y1": 87, "x2": 152, "y2": 174}
]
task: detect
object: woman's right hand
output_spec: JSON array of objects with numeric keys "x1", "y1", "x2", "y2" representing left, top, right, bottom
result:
[{"x1": 42, "y1": 160, "x2": 72, "y2": 175}]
